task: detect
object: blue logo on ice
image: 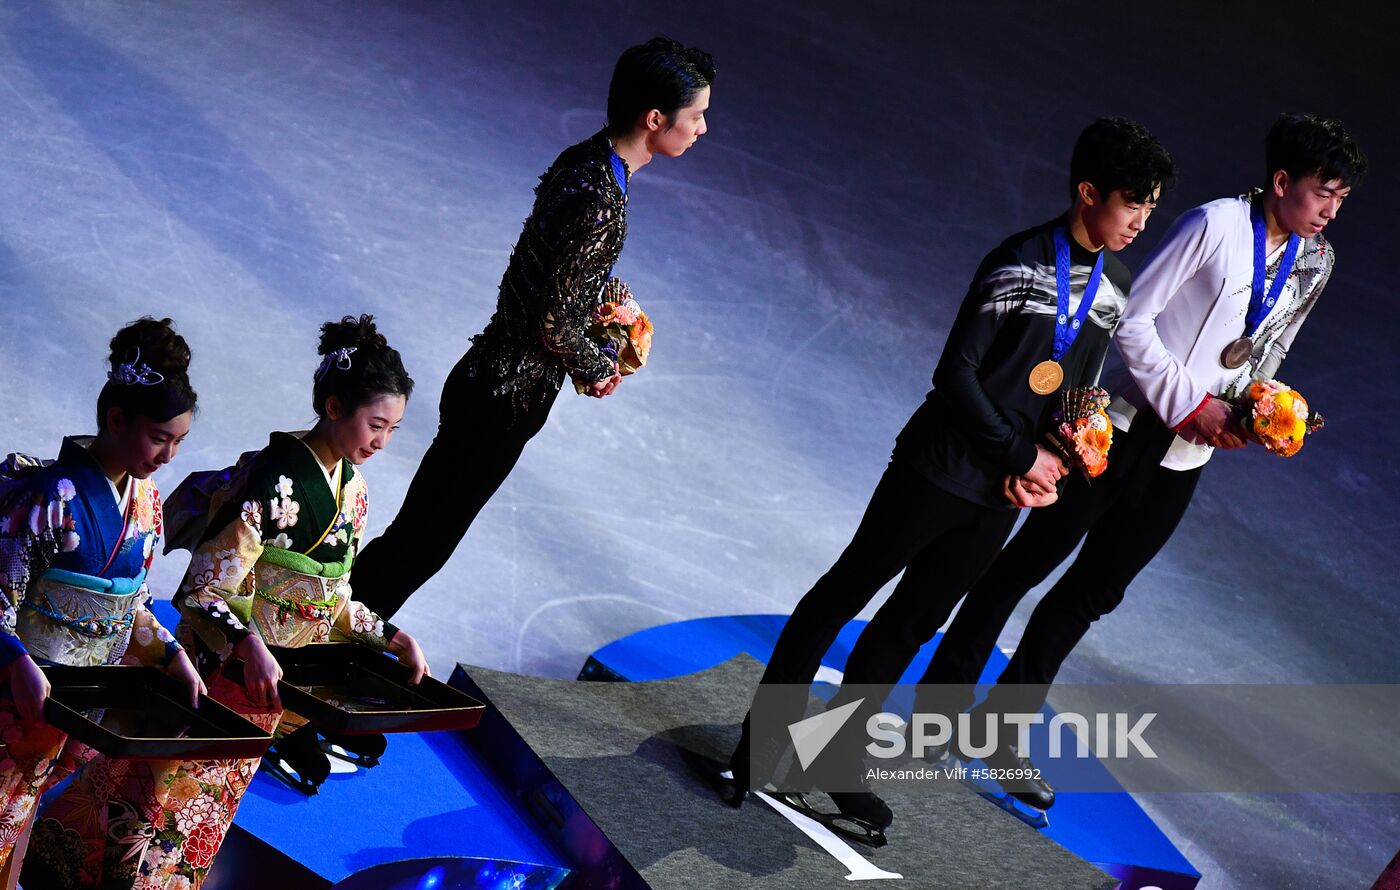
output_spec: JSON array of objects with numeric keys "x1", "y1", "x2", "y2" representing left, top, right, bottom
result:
[{"x1": 788, "y1": 698, "x2": 865, "y2": 771}]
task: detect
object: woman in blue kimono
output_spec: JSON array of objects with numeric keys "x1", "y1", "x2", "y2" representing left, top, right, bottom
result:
[{"x1": 0, "y1": 317, "x2": 205, "y2": 887}]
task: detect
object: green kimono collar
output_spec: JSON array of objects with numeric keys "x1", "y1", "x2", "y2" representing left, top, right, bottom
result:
[{"x1": 265, "y1": 432, "x2": 356, "y2": 561}]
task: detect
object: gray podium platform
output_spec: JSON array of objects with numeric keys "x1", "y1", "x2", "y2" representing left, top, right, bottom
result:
[{"x1": 463, "y1": 656, "x2": 1116, "y2": 889}]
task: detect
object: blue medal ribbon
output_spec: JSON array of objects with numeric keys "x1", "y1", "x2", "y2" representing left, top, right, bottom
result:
[
  {"x1": 610, "y1": 152, "x2": 628, "y2": 198},
  {"x1": 1052, "y1": 227, "x2": 1105, "y2": 362},
  {"x1": 1247, "y1": 201, "x2": 1300, "y2": 337}
]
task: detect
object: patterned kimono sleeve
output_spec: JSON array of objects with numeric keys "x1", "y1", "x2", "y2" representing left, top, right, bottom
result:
[
  {"x1": 126, "y1": 598, "x2": 185, "y2": 668},
  {"x1": 0, "y1": 480, "x2": 65, "y2": 668},
  {"x1": 538, "y1": 178, "x2": 622, "y2": 387},
  {"x1": 175, "y1": 492, "x2": 269, "y2": 659},
  {"x1": 332, "y1": 596, "x2": 397, "y2": 653},
  {"x1": 335, "y1": 520, "x2": 399, "y2": 652}
]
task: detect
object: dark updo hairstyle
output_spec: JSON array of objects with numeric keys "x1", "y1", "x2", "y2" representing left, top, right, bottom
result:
[
  {"x1": 96, "y1": 316, "x2": 198, "y2": 430},
  {"x1": 312, "y1": 314, "x2": 414, "y2": 419},
  {"x1": 606, "y1": 36, "x2": 714, "y2": 135}
]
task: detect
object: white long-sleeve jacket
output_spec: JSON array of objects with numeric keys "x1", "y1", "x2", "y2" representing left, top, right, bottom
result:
[{"x1": 1106, "y1": 191, "x2": 1334, "y2": 470}]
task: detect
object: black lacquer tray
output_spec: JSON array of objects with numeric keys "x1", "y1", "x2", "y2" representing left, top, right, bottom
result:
[
  {"x1": 40, "y1": 664, "x2": 274, "y2": 759},
  {"x1": 270, "y1": 643, "x2": 485, "y2": 735}
]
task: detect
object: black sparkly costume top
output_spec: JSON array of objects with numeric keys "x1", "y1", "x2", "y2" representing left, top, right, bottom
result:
[{"x1": 462, "y1": 130, "x2": 628, "y2": 409}]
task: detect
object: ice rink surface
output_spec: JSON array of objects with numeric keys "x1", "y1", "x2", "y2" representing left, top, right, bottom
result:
[{"x1": 0, "y1": 2, "x2": 1396, "y2": 886}]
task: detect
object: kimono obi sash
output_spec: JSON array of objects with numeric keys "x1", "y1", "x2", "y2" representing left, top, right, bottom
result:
[
  {"x1": 247, "y1": 547, "x2": 353, "y2": 649},
  {"x1": 16, "y1": 568, "x2": 147, "y2": 666}
]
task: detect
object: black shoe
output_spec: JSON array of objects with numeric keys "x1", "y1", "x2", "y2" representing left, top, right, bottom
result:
[
  {"x1": 983, "y1": 743, "x2": 1055, "y2": 811},
  {"x1": 719, "y1": 735, "x2": 751, "y2": 808},
  {"x1": 262, "y1": 726, "x2": 331, "y2": 796},
  {"x1": 321, "y1": 731, "x2": 387, "y2": 768},
  {"x1": 671, "y1": 746, "x2": 749, "y2": 808},
  {"x1": 722, "y1": 726, "x2": 785, "y2": 810},
  {"x1": 717, "y1": 771, "x2": 748, "y2": 808},
  {"x1": 828, "y1": 789, "x2": 893, "y2": 829},
  {"x1": 772, "y1": 792, "x2": 889, "y2": 848}
]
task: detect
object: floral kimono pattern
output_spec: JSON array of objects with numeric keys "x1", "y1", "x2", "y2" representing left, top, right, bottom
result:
[
  {"x1": 0, "y1": 437, "x2": 182, "y2": 886},
  {"x1": 176, "y1": 432, "x2": 392, "y2": 663},
  {"x1": 118, "y1": 431, "x2": 394, "y2": 888}
]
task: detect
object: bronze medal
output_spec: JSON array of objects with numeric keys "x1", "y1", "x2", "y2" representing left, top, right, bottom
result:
[
  {"x1": 1220, "y1": 337, "x2": 1253, "y2": 369},
  {"x1": 1028, "y1": 360, "x2": 1065, "y2": 395}
]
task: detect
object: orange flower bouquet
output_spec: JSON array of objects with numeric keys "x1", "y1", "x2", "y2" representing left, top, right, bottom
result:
[
  {"x1": 1047, "y1": 386, "x2": 1114, "y2": 478},
  {"x1": 574, "y1": 278, "x2": 653, "y2": 393},
  {"x1": 1234, "y1": 379, "x2": 1324, "y2": 457}
]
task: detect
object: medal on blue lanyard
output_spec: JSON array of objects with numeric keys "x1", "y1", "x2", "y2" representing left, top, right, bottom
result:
[
  {"x1": 1029, "y1": 227, "x2": 1105, "y2": 395},
  {"x1": 1221, "y1": 201, "x2": 1299, "y2": 369}
]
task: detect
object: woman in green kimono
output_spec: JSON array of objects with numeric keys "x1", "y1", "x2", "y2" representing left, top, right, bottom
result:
[
  {"x1": 1, "y1": 317, "x2": 205, "y2": 888},
  {"x1": 104, "y1": 314, "x2": 426, "y2": 888}
]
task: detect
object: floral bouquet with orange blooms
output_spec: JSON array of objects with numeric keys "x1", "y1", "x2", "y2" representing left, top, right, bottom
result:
[
  {"x1": 1047, "y1": 386, "x2": 1114, "y2": 478},
  {"x1": 1232, "y1": 379, "x2": 1324, "y2": 457},
  {"x1": 574, "y1": 277, "x2": 653, "y2": 393}
]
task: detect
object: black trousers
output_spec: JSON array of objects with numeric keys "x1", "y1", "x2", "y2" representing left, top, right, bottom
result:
[
  {"x1": 915, "y1": 411, "x2": 1202, "y2": 722},
  {"x1": 351, "y1": 356, "x2": 561, "y2": 619},
  {"x1": 733, "y1": 458, "x2": 1018, "y2": 782}
]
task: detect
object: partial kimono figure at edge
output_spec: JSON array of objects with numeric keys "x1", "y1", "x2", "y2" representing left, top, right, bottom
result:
[{"x1": 3, "y1": 317, "x2": 207, "y2": 890}]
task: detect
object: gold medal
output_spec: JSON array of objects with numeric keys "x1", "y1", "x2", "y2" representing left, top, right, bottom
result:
[
  {"x1": 1028, "y1": 360, "x2": 1064, "y2": 395},
  {"x1": 1220, "y1": 337, "x2": 1253, "y2": 369}
]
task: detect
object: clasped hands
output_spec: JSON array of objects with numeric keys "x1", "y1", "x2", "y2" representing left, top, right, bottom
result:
[
  {"x1": 1002, "y1": 444, "x2": 1070, "y2": 508},
  {"x1": 1177, "y1": 396, "x2": 1250, "y2": 450}
]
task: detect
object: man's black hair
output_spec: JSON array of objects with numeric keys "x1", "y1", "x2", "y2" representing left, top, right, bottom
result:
[
  {"x1": 1265, "y1": 113, "x2": 1367, "y2": 189},
  {"x1": 1069, "y1": 117, "x2": 1177, "y2": 204},
  {"x1": 607, "y1": 37, "x2": 714, "y2": 134}
]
